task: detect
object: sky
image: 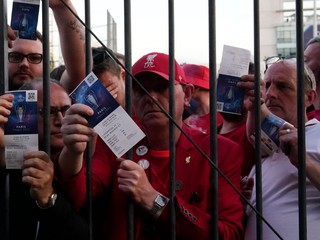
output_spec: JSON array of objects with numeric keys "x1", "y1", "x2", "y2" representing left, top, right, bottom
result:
[{"x1": 7, "y1": 0, "x2": 254, "y2": 66}]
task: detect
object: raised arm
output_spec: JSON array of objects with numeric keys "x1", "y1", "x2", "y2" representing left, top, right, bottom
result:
[
  {"x1": 58, "y1": 103, "x2": 95, "y2": 179},
  {"x1": 237, "y1": 74, "x2": 267, "y2": 145},
  {"x1": 49, "y1": 0, "x2": 90, "y2": 92},
  {"x1": 279, "y1": 125, "x2": 320, "y2": 191}
]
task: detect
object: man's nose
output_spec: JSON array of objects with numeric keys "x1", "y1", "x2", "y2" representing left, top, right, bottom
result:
[
  {"x1": 266, "y1": 84, "x2": 276, "y2": 99},
  {"x1": 53, "y1": 111, "x2": 64, "y2": 124},
  {"x1": 19, "y1": 56, "x2": 29, "y2": 66}
]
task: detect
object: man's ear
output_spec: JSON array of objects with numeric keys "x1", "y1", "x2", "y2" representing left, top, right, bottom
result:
[
  {"x1": 183, "y1": 84, "x2": 194, "y2": 107},
  {"x1": 305, "y1": 89, "x2": 317, "y2": 108},
  {"x1": 120, "y1": 68, "x2": 125, "y2": 82}
]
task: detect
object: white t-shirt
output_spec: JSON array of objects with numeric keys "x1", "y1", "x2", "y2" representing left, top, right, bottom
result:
[{"x1": 245, "y1": 119, "x2": 320, "y2": 240}]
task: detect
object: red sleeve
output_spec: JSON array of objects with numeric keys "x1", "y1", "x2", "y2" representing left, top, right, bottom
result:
[{"x1": 58, "y1": 137, "x2": 115, "y2": 211}]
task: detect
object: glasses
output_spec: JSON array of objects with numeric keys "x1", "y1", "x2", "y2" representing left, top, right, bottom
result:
[
  {"x1": 264, "y1": 56, "x2": 316, "y2": 91},
  {"x1": 39, "y1": 106, "x2": 70, "y2": 118},
  {"x1": 264, "y1": 56, "x2": 297, "y2": 73},
  {"x1": 8, "y1": 52, "x2": 43, "y2": 64}
]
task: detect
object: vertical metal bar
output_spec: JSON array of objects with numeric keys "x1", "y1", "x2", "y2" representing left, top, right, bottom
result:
[
  {"x1": 295, "y1": 1, "x2": 307, "y2": 239},
  {"x1": 0, "y1": 0, "x2": 8, "y2": 94},
  {"x1": 42, "y1": 0, "x2": 50, "y2": 156},
  {"x1": 168, "y1": 0, "x2": 176, "y2": 239},
  {"x1": 208, "y1": 0, "x2": 219, "y2": 239},
  {"x1": 123, "y1": 1, "x2": 134, "y2": 239},
  {"x1": 0, "y1": 0, "x2": 8, "y2": 239},
  {"x1": 253, "y1": 0, "x2": 263, "y2": 239},
  {"x1": 84, "y1": 0, "x2": 93, "y2": 239}
]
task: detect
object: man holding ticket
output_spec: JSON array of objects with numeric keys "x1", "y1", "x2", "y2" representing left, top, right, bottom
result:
[
  {"x1": 8, "y1": 0, "x2": 87, "y2": 93},
  {"x1": 238, "y1": 58, "x2": 320, "y2": 239},
  {"x1": 57, "y1": 52, "x2": 244, "y2": 239}
]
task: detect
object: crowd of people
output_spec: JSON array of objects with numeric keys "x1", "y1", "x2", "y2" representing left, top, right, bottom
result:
[{"x1": 0, "y1": 1, "x2": 320, "y2": 239}]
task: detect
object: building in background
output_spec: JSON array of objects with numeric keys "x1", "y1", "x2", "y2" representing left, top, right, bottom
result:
[{"x1": 260, "y1": 0, "x2": 320, "y2": 67}]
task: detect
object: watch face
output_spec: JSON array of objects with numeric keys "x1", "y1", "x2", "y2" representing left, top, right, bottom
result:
[{"x1": 156, "y1": 195, "x2": 166, "y2": 207}]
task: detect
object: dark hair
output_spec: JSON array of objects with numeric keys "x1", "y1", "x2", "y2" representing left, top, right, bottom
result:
[
  {"x1": 114, "y1": 52, "x2": 125, "y2": 64},
  {"x1": 35, "y1": 30, "x2": 43, "y2": 43},
  {"x1": 92, "y1": 47, "x2": 121, "y2": 77},
  {"x1": 50, "y1": 65, "x2": 66, "y2": 81}
]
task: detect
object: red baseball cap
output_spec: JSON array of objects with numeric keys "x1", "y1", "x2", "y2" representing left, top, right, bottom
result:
[
  {"x1": 132, "y1": 52, "x2": 186, "y2": 84},
  {"x1": 182, "y1": 64, "x2": 209, "y2": 90}
]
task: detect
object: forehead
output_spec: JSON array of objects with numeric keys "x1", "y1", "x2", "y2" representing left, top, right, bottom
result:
[
  {"x1": 9, "y1": 38, "x2": 42, "y2": 54},
  {"x1": 134, "y1": 72, "x2": 168, "y2": 87},
  {"x1": 264, "y1": 61, "x2": 296, "y2": 85},
  {"x1": 37, "y1": 83, "x2": 71, "y2": 105}
]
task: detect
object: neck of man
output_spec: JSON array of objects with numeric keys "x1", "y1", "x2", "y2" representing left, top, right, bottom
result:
[
  {"x1": 219, "y1": 116, "x2": 246, "y2": 134},
  {"x1": 144, "y1": 124, "x2": 182, "y2": 150},
  {"x1": 194, "y1": 96, "x2": 209, "y2": 115}
]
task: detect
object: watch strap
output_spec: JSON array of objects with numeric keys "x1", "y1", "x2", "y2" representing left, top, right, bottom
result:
[
  {"x1": 35, "y1": 192, "x2": 58, "y2": 209},
  {"x1": 150, "y1": 194, "x2": 169, "y2": 217}
]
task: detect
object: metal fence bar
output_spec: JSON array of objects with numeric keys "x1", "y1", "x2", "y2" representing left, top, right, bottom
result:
[
  {"x1": 253, "y1": 0, "x2": 263, "y2": 239},
  {"x1": 0, "y1": 0, "x2": 8, "y2": 239},
  {"x1": 84, "y1": 0, "x2": 93, "y2": 239},
  {"x1": 123, "y1": 0, "x2": 134, "y2": 239},
  {"x1": 208, "y1": 0, "x2": 219, "y2": 239},
  {"x1": 42, "y1": 0, "x2": 50, "y2": 156},
  {"x1": 168, "y1": 1, "x2": 177, "y2": 239},
  {"x1": 295, "y1": 1, "x2": 307, "y2": 239}
]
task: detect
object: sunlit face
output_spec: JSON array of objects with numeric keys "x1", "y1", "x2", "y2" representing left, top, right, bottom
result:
[
  {"x1": 8, "y1": 39, "x2": 43, "y2": 90},
  {"x1": 98, "y1": 71, "x2": 126, "y2": 108},
  {"x1": 264, "y1": 61, "x2": 298, "y2": 125},
  {"x1": 132, "y1": 73, "x2": 186, "y2": 130},
  {"x1": 37, "y1": 83, "x2": 71, "y2": 152}
]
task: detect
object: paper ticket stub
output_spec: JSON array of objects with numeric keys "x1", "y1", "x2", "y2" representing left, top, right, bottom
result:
[
  {"x1": 70, "y1": 72, "x2": 145, "y2": 158},
  {"x1": 11, "y1": 0, "x2": 40, "y2": 40},
  {"x1": 217, "y1": 45, "x2": 251, "y2": 115},
  {"x1": 251, "y1": 113, "x2": 286, "y2": 156},
  {"x1": 4, "y1": 90, "x2": 38, "y2": 169}
]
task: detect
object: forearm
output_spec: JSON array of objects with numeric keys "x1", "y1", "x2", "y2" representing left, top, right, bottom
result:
[
  {"x1": 51, "y1": 1, "x2": 88, "y2": 92},
  {"x1": 58, "y1": 147, "x2": 84, "y2": 180}
]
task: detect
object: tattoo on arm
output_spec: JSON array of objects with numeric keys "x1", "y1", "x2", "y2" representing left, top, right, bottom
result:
[{"x1": 68, "y1": 19, "x2": 85, "y2": 40}]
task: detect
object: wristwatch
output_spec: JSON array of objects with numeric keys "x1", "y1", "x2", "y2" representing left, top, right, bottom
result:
[
  {"x1": 35, "y1": 192, "x2": 58, "y2": 209},
  {"x1": 150, "y1": 194, "x2": 169, "y2": 216}
]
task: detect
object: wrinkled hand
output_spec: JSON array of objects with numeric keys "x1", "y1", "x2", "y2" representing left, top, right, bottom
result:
[
  {"x1": 7, "y1": 26, "x2": 16, "y2": 49},
  {"x1": 237, "y1": 74, "x2": 266, "y2": 112},
  {"x1": 279, "y1": 124, "x2": 298, "y2": 167},
  {"x1": 117, "y1": 158, "x2": 157, "y2": 209},
  {"x1": 22, "y1": 151, "x2": 54, "y2": 206},
  {"x1": 61, "y1": 103, "x2": 96, "y2": 154}
]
